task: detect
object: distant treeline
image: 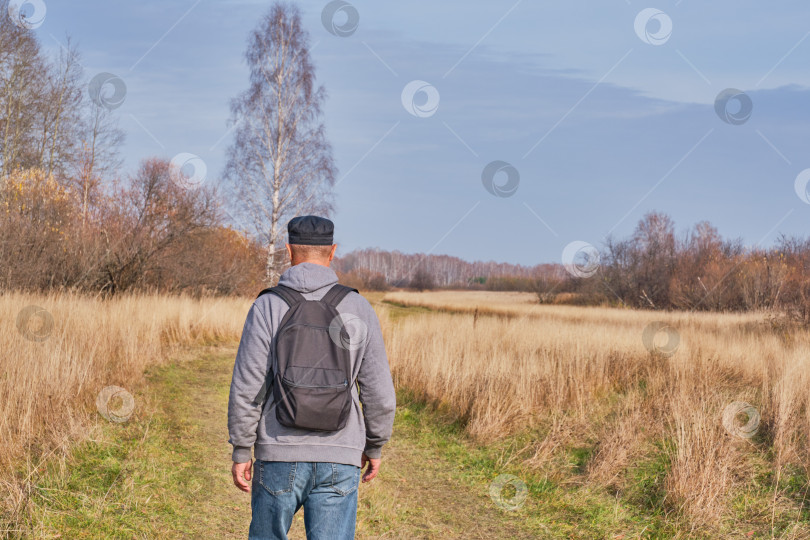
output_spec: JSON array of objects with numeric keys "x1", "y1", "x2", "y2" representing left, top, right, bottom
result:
[
  {"x1": 332, "y1": 248, "x2": 563, "y2": 291},
  {"x1": 335, "y1": 212, "x2": 810, "y2": 322},
  {"x1": 578, "y1": 212, "x2": 810, "y2": 322}
]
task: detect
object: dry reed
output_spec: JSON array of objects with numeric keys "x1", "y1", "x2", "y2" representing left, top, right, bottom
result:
[
  {"x1": 382, "y1": 291, "x2": 810, "y2": 529},
  {"x1": 0, "y1": 291, "x2": 250, "y2": 528}
]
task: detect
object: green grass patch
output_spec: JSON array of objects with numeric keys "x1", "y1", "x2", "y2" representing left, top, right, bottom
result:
[
  {"x1": 379, "y1": 299, "x2": 435, "y2": 319},
  {"x1": 393, "y1": 390, "x2": 688, "y2": 539},
  {"x1": 24, "y1": 347, "x2": 247, "y2": 539}
]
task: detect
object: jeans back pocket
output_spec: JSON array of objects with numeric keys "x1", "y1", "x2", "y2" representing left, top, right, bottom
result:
[
  {"x1": 329, "y1": 463, "x2": 361, "y2": 496},
  {"x1": 258, "y1": 461, "x2": 297, "y2": 495}
]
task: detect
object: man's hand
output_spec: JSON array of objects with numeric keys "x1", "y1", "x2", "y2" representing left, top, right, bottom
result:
[
  {"x1": 361, "y1": 453, "x2": 381, "y2": 483},
  {"x1": 232, "y1": 460, "x2": 253, "y2": 493}
]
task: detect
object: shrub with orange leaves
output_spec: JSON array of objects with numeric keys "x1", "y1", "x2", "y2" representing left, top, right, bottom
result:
[{"x1": 0, "y1": 169, "x2": 76, "y2": 290}]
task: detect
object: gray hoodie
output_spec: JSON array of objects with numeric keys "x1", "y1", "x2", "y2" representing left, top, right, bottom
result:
[{"x1": 227, "y1": 262, "x2": 396, "y2": 467}]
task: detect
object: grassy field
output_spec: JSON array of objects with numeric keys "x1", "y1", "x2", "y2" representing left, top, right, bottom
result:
[
  {"x1": 381, "y1": 291, "x2": 810, "y2": 537},
  {"x1": 3, "y1": 289, "x2": 810, "y2": 538},
  {"x1": 0, "y1": 292, "x2": 250, "y2": 536}
]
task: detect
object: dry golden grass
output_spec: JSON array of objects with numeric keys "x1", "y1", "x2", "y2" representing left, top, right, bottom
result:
[
  {"x1": 5, "y1": 287, "x2": 810, "y2": 534},
  {"x1": 383, "y1": 290, "x2": 537, "y2": 316},
  {"x1": 0, "y1": 291, "x2": 250, "y2": 528},
  {"x1": 384, "y1": 289, "x2": 768, "y2": 327},
  {"x1": 382, "y1": 290, "x2": 810, "y2": 530}
]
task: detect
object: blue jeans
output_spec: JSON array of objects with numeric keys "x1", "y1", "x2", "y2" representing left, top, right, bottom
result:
[{"x1": 249, "y1": 460, "x2": 361, "y2": 540}]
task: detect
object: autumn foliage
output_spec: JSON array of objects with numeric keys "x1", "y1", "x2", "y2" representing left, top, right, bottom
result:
[{"x1": 0, "y1": 164, "x2": 265, "y2": 296}]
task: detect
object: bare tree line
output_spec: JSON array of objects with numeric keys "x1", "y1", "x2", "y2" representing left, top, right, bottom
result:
[
  {"x1": 333, "y1": 248, "x2": 563, "y2": 290},
  {"x1": 0, "y1": 18, "x2": 118, "y2": 180},
  {"x1": 593, "y1": 212, "x2": 810, "y2": 319},
  {"x1": 0, "y1": 1, "x2": 343, "y2": 296},
  {"x1": 334, "y1": 211, "x2": 810, "y2": 322},
  {"x1": 0, "y1": 0, "x2": 267, "y2": 296}
]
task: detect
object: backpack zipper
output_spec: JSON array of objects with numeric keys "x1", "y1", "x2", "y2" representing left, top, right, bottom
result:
[
  {"x1": 279, "y1": 323, "x2": 331, "y2": 332},
  {"x1": 281, "y1": 377, "x2": 349, "y2": 389}
]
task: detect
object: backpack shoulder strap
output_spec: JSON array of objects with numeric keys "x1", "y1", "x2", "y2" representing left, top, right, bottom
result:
[
  {"x1": 320, "y1": 284, "x2": 359, "y2": 308},
  {"x1": 256, "y1": 284, "x2": 306, "y2": 307}
]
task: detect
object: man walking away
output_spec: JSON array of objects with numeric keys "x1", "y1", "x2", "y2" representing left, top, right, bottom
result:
[{"x1": 228, "y1": 215, "x2": 396, "y2": 540}]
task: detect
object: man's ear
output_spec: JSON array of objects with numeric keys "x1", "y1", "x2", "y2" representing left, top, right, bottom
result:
[
  {"x1": 328, "y1": 244, "x2": 337, "y2": 262},
  {"x1": 285, "y1": 243, "x2": 293, "y2": 263}
]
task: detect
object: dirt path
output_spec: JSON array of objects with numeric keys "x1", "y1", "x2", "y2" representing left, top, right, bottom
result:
[
  {"x1": 30, "y1": 343, "x2": 543, "y2": 538},
  {"x1": 149, "y1": 344, "x2": 542, "y2": 539},
  {"x1": 150, "y1": 346, "x2": 252, "y2": 539}
]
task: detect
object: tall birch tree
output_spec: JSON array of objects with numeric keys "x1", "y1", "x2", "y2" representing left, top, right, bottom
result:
[{"x1": 224, "y1": 2, "x2": 336, "y2": 285}]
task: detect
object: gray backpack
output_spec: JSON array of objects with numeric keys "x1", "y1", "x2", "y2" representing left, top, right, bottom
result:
[{"x1": 257, "y1": 283, "x2": 359, "y2": 431}]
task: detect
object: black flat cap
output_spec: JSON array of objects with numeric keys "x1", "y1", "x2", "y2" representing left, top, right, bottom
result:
[{"x1": 287, "y1": 215, "x2": 334, "y2": 246}]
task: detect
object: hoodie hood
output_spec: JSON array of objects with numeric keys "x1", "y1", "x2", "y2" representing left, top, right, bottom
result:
[{"x1": 277, "y1": 262, "x2": 339, "y2": 293}]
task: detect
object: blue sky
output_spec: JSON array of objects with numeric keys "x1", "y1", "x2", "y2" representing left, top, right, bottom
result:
[{"x1": 35, "y1": 0, "x2": 810, "y2": 266}]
